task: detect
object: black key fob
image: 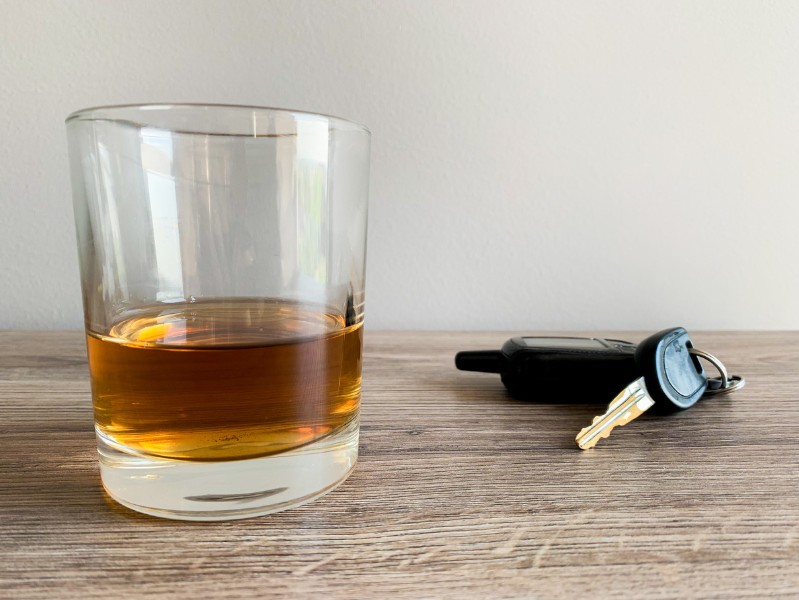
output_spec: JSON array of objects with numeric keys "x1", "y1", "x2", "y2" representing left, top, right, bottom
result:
[{"x1": 455, "y1": 336, "x2": 640, "y2": 402}]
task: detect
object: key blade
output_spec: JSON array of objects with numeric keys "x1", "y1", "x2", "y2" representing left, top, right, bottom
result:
[{"x1": 576, "y1": 377, "x2": 655, "y2": 450}]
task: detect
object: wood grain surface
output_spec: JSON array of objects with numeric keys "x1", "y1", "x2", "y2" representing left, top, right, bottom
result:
[{"x1": 0, "y1": 330, "x2": 797, "y2": 599}]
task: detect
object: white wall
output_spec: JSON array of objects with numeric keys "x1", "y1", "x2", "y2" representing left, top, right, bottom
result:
[{"x1": 1, "y1": 0, "x2": 797, "y2": 330}]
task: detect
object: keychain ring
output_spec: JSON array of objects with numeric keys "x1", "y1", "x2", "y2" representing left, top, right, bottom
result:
[
  {"x1": 704, "y1": 375, "x2": 746, "y2": 395},
  {"x1": 688, "y1": 348, "x2": 746, "y2": 395},
  {"x1": 688, "y1": 348, "x2": 728, "y2": 388}
]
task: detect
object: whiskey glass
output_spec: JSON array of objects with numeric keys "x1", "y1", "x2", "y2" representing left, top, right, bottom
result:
[{"x1": 66, "y1": 104, "x2": 370, "y2": 520}]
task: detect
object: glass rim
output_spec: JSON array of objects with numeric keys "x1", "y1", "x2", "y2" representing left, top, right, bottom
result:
[{"x1": 65, "y1": 102, "x2": 371, "y2": 136}]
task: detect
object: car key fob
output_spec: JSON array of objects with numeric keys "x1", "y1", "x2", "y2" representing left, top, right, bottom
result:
[{"x1": 455, "y1": 336, "x2": 640, "y2": 402}]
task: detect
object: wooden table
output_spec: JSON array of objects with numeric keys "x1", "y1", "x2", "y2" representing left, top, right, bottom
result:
[{"x1": 1, "y1": 330, "x2": 797, "y2": 599}]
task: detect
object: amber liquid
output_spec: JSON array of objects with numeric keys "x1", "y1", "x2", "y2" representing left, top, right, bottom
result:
[{"x1": 86, "y1": 298, "x2": 362, "y2": 462}]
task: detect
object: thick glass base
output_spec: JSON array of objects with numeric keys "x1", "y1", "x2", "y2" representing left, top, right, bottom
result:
[{"x1": 97, "y1": 419, "x2": 359, "y2": 521}]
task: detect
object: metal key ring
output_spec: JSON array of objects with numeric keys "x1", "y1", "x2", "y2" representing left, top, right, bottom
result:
[
  {"x1": 704, "y1": 375, "x2": 746, "y2": 395},
  {"x1": 688, "y1": 348, "x2": 746, "y2": 395},
  {"x1": 688, "y1": 348, "x2": 729, "y2": 389}
]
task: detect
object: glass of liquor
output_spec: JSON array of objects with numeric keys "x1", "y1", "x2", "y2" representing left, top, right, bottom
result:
[{"x1": 66, "y1": 104, "x2": 370, "y2": 520}]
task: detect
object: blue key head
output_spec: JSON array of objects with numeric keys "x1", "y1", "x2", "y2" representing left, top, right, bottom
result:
[{"x1": 634, "y1": 327, "x2": 708, "y2": 411}]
